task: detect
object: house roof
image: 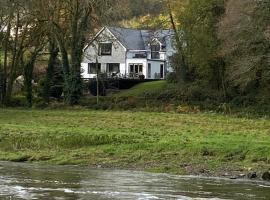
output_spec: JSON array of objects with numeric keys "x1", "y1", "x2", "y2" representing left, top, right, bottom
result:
[
  {"x1": 108, "y1": 27, "x2": 145, "y2": 50},
  {"x1": 106, "y1": 27, "x2": 175, "y2": 51}
]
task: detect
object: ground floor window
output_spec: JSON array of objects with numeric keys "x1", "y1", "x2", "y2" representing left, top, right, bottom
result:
[
  {"x1": 129, "y1": 64, "x2": 143, "y2": 74},
  {"x1": 88, "y1": 63, "x2": 101, "y2": 74},
  {"x1": 129, "y1": 64, "x2": 144, "y2": 79},
  {"x1": 107, "y1": 63, "x2": 120, "y2": 73}
]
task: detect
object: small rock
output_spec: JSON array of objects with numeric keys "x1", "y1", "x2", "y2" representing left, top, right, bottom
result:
[
  {"x1": 199, "y1": 169, "x2": 205, "y2": 173},
  {"x1": 262, "y1": 172, "x2": 270, "y2": 181},
  {"x1": 185, "y1": 165, "x2": 193, "y2": 172},
  {"x1": 239, "y1": 174, "x2": 246, "y2": 178},
  {"x1": 224, "y1": 173, "x2": 229, "y2": 176},
  {"x1": 248, "y1": 172, "x2": 257, "y2": 179},
  {"x1": 180, "y1": 163, "x2": 189, "y2": 167}
]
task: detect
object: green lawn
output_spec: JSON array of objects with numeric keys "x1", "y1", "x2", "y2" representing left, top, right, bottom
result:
[
  {"x1": 116, "y1": 80, "x2": 168, "y2": 97},
  {"x1": 0, "y1": 108, "x2": 269, "y2": 176}
]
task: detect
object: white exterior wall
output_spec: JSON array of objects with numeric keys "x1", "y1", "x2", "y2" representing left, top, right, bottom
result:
[
  {"x1": 81, "y1": 63, "x2": 92, "y2": 79},
  {"x1": 126, "y1": 58, "x2": 147, "y2": 75},
  {"x1": 83, "y1": 28, "x2": 126, "y2": 64},
  {"x1": 81, "y1": 27, "x2": 176, "y2": 79},
  {"x1": 120, "y1": 63, "x2": 126, "y2": 75},
  {"x1": 81, "y1": 28, "x2": 127, "y2": 78},
  {"x1": 160, "y1": 52, "x2": 166, "y2": 60},
  {"x1": 148, "y1": 60, "x2": 166, "y2": 79}
]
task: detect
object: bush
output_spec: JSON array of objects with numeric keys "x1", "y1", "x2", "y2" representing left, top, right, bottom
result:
[
  {"x1": 49, "y1": 85, "x2": 63, "y2": 99},
  {"x1": 88, "y1": 80, "x2": 107, "y2": 96},
  {"x1": 33, "y1": 97, "x2": 48, "y2": 109},
  {"x1": 166, "y1": 72, "x2": 178, "y2": 83},
  {"x1": 7, "y1": 96, "x2": 27, "y2": 107}
]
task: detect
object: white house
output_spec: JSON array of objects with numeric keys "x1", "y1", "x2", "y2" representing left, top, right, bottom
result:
[{"x1": 81, "y1": 26, "x2": 176, "y2": 80}]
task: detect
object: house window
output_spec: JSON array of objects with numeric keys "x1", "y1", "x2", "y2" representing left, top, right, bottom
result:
[
  {"x1": 107, "y1": 63, "x2": 120, "y2": 73},
  {"x1": 151, "y1": 42, "x2": 160, "y2": 59},
  {"x1": 99, "y1": 43, "x2": 112, "y2": 56},
  {"x1": 129, "y1": 64, "x2": 143, "y2": 77},
  {"x1": 88, "y1": 63, "x2": 101, "y2": 74},
  {"x1": 148, "y1": 63, "x2": 151, "y2": 79},
  {"x1": 134, "y1": 52, "x2": 147, "y2": 58}
]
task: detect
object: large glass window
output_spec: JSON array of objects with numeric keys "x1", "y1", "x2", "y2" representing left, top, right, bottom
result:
[
  {"x1": 129, "y1": 64, "x2": 143, "y2": 78},
  {"x1": 99, "y1": 43, "x2": 112, "y2": 56},
  {"x1": 107, "y1": 63, "x2": 120, "y2": 73},
  {"x1": 88, "y1": 63, "x2": 101, "y2": 74}
]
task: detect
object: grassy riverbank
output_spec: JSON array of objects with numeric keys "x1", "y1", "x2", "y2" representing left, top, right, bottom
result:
[{"x1": 0, "y1": 108, "x2": 269, "y2": 177}]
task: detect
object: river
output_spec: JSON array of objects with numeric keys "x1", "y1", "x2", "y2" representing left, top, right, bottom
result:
[{"x1": 0, "y1": 161, "x2": 269, "y2": 200}]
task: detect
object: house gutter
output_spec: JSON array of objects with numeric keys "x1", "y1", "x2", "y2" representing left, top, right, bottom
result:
[{"x1": 128, "y1": 50, "x2": 148, "y2": 52}]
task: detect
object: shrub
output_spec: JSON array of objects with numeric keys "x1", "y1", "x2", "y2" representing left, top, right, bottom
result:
[
  {"x1": 88, "y1": 80, "x2": 107, "y2": 96},
  {"x1": 166, "y1": 72, "x2": 178, "y2": 83},
  {"x1": 49, "y1": 85, "x2": 63, "y2": 99},
  {"x1": 33, "y1": 97, "x2": 48, "y2": 109},
  {"x1": 7, "y1": 96, "x2": 27, "y2": 107}
]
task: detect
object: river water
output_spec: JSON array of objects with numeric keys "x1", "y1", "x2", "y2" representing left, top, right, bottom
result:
[{"x1": 0, "y1": 162, "x2": 269, "y2": 200}]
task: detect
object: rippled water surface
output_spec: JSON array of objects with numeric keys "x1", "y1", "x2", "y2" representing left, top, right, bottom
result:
[{"x1": 0, "y1": 161, "x2": 269, "y2": 200}]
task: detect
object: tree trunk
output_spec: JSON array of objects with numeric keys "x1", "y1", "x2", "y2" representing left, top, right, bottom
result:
[
  {"x1": 67, "y1": 41, "x2": 83, "y2": 105},
  {"x1": 43, "y1": 40, "x2": 59, "y2": 102},
  {"x1": 5, "y1": 13, "x2": 20, "y2": 104},
  {"x1": 23, "y1": 50, "x2": 40, "y2": 107},
  {"x1": 167, "y1": 0, "x2": 188, "y2": 83},
  {"x1": 24, "y1": 62, "x2": 34, "y2": 108},
  {"x1": 51, "y1": 1, "x2": 91, "y2": 105},
  {"x1": 2, "y1": 13, "x2": 12, "y2": 104}
]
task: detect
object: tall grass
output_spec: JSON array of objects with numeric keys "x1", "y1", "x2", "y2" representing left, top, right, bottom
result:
[{"x1": 0, "y1": 109, "x2": 269, "y2": 174}]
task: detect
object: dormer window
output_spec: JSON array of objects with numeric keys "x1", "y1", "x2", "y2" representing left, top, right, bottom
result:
[
  {"x1": 161, "y1": 45, "x2": 166, "y2": 50},
  {"x1": 150, "y1": 41, "x2": 160, "y2": 59},
  {"x1": 99, "y1": 43, "x2": 112, "y2": 56}
]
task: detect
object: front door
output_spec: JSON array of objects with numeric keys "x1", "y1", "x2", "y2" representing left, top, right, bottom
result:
[{"x1": 160, "y1": 64, "x2": 164, "y2": 79}]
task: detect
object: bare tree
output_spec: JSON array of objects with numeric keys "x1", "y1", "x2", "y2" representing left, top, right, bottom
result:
[
  {"x1": 166, "y1": 0, "x2": 188, "y2": 83},
  {"x1": 37, "y1": 0, "x2": 119, "y2": 105}
]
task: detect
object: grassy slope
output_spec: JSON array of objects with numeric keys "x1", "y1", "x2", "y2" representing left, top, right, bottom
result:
[
  {"x1": 116, "y1": 80, "x2": 168, "y2": 97},
  {"x1": 0, "y1": 108, "x2": 269, "y2": 176}
]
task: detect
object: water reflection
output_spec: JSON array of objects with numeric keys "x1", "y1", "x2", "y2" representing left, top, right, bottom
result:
[{"x1": 0, "y1": 162, "x2": 269, "y2": 200}]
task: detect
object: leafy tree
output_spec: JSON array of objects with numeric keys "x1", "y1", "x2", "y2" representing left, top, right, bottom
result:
[
  {"x1": 218, "y1": 0, "x2": 270, "y2": 101},
  {"x1": 0, "y1": 0, "x2": 46, "y2": 105},
  {"x1": 177, "y1": 0, "x2": 225, "y2": 89},
  {"x1": 166, "y1": 0, "x2": 189, "y2": 83},
  {"x1": 42, "y1": 40, "x2": 60, "y2": 102}
]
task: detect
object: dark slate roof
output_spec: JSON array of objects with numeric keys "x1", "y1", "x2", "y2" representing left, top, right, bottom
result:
[
  {"x1": 107, "y1": 27, "x2": 174, "y2": 50},
  {"x1": 107, "y1": 27, "x2": 145, "y2": 50}
]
